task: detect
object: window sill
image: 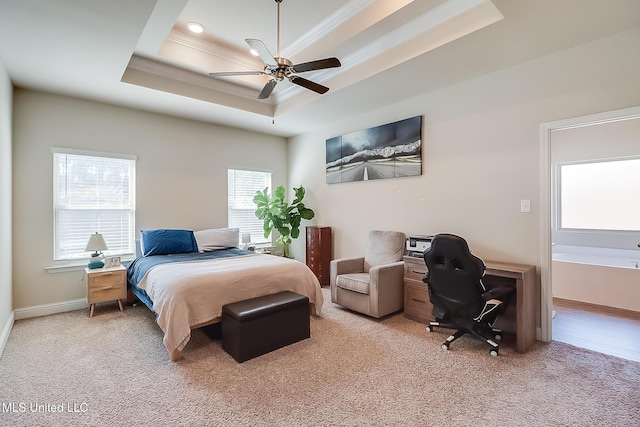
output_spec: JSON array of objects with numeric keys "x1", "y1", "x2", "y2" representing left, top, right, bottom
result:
[
  {"x1": 46, "y1": 256, "x2": 134, "y2": 274},
  {"x1": 45, "y1": 262, "x2": 87, "y2": 274}
]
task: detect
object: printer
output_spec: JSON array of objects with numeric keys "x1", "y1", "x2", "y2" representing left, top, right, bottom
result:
[{"x1": 406, "y1": 235, "x2": 433, "y2": 258}]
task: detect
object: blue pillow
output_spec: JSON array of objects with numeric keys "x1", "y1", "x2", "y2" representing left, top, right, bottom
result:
[{"x1": 140, "y1": 229, "x2": 198, "y2": 256}]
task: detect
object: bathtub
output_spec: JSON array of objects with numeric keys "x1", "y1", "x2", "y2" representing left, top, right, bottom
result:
[{"x1": 552, "y1": 245, "x2": 640, "y2": 312}]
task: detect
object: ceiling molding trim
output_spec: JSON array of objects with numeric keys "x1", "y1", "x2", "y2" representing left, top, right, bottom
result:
[
  {"x1": 275, "y1": 0, "x2": 502, "y2": 104},
  {"x1": 125, "y1": 55, "x2": 264, "y2": 101},
  {"x1": 283, "y1": 0, "x2": 378, "y2": 58},
  {"x1": 340, "y1": 0, "x2": 502, "y2": 73},
  {"x1": 122, "y1": 66, "x2": 275, "y2": 118},
  {"x1": 164, "y1": 29, "x2": 263, "y2": 72}
]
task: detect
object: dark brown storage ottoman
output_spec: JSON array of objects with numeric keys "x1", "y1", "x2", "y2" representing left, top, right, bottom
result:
[{"x1": 221, "y1": 291, "x2": 310, "y2": 363}]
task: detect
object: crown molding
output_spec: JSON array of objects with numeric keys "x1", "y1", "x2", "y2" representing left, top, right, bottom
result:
[
  {"x1": 126, "y1": 54, "x2": 265, "y2": 101},
  {"x1": 164, "y1": 28, "x2": 264, "y2": 73},
  {"x1": 283, "y1": 0, "x2": 378, "y2": 59}
]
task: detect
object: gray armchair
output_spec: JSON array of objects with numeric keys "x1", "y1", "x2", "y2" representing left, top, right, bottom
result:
[{"x1": 330, "y1": 230, "x2": 406, "y2": 318}]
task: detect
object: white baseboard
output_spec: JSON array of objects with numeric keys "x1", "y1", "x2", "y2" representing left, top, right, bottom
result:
[
  {"x1": 14, "y1": 299, "x2": 88, "y2": 320},
  {"x1": 0, "y1": 311, "x2": 15, "y2": 358}
]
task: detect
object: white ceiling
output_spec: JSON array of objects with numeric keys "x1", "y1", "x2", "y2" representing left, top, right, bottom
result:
[{"x1": 1, "y1": 0, "x2": 640, "y2": 137}]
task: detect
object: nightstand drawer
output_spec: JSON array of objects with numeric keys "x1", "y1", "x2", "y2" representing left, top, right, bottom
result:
[
  {"x1": 88, "y1": 270, "x2": 125, "y2": 288},
  {"x1": 89, "y1": 284, "x2": 126, "y2": 304}
]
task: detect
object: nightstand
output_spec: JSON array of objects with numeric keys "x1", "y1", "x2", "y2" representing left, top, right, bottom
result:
[{"x1": 85, "y1": 265, "x2": 127, "y2": 317}]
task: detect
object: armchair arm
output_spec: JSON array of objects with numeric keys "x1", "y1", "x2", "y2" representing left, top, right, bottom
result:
[
  {"x1": 369, "y1": 261, "x2": 405, "y2": 288},
  {"x1": 367, "y1": 261, "x2": 405, "y2": 317},
  {"x1": 330, "y1": 257, "x2": 365, "y2": 303},
  {"x1": 330, "y1": 256, "x2": 365, "y2": 278}
]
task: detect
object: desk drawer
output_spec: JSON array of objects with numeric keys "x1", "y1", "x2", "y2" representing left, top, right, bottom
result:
[
  {"x1": 403, "y1": 279, "x2": 433, "y2": 324},
  {"x1": 404, "y1": 261, "x2": 427, "y2": 282}
]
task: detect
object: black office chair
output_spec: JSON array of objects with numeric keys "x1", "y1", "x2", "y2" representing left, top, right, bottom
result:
[{"x1": 422, "y1": 234, "x2": 514, "y2": 356}]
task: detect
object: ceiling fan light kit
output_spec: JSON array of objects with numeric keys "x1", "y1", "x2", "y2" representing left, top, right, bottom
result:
[{"x1": 209, "y1": 0, "x2": 341, "y2": 99}]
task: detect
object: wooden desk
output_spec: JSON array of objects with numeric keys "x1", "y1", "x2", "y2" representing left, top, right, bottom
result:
[
  {"x1": 403, "y1": 256, "x2": 537, "y2": 354},
  {"x1": 483, "y1": 260, "x2": 536, "y2": 354}
]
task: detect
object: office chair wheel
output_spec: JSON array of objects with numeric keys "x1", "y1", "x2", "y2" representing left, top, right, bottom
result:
[
  {"x1": 489, "y1": 349, "x2": 499, "y2": 357},
  {"x1": 494, "y1": 333, "x2": 502, "y2": 341},
  {"x1": 441, "y1": 342, "x2": 450, "y2": 351},
  {"x1": 426, "y1": 326, "x2": 433, "y2": 332}
]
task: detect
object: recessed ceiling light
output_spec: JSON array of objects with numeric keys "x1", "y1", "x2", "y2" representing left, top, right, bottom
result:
[{"x1": 187, "y1": 22, "x2": 205, "y2": 34}]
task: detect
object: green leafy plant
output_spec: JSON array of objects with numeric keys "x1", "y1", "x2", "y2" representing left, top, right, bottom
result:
[{"x1": 253, "y1": 185, "x2": 315, "y2": 258}]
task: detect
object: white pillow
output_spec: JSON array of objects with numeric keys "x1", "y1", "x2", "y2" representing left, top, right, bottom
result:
[{"x1": 194, "y1": 228, "x2": 240, "y2": 252}]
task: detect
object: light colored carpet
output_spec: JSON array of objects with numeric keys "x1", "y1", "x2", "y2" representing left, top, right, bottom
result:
[{"x1": 1, "y1": 288, "x2": 639, "y2": 427}]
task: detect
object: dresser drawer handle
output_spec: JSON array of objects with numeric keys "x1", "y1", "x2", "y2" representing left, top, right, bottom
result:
[
  {"x1": 411, "y1": 298, "x2": 426, "y2": 304},
  {"x1": 411, "y1": 270, "x2": 425, "y2": 275},
  {"x1": 99, "y1": 286, "x2": 115, "y2": 290}
]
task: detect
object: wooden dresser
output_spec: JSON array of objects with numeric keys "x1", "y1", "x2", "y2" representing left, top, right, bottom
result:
[
  {"x1": 306, "y1": 226, "x2": 332, "y2": 287},
  {"x1": 403, "y1": 256, "x2": 434, "y2": 324}
]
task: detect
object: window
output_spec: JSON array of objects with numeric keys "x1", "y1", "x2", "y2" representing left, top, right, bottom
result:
[
  {"x1": 53, "y1": 148, "x2": 136, "y2": 261},
  {"x1": 553, "y1": 156, "x2": 640, "y2": 250},
  {"x1": 558, "y1": 158, "x2": 640, "y2": 231},
  {"x1": 228, "y1": 168, "x2": 271, "y2": 245}
]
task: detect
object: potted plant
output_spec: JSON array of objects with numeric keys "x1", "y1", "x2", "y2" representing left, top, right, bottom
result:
[{"x1": 253, "y1": 185, "x2": 315, "y2": 258}]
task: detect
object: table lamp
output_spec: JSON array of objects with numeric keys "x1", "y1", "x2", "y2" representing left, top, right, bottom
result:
[
  {"x1": 241, "y1": 233, "x2": 253, "y2": 250},
  {"x1": 85, "y1": 232, "x2": 108, "y2": 269}
]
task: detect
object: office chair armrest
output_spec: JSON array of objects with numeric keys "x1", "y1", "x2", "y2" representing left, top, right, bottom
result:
[{"x1": 481, "y1": 285, "x2": 514, "y2": 301}]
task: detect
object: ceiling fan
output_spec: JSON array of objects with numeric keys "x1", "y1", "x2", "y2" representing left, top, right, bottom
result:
[{"x1": 209, "y1": 0, "x2": 341, "y2": 99}]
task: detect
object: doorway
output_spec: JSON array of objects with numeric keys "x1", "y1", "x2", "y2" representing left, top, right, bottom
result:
[{"x1": 539, "y1": 105, "x2": 640, "y2": 346}]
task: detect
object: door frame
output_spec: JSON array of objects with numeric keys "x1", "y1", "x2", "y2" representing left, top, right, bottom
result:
[{"x1": 539, "y1": 105, "x2": 640, "y2": 342}]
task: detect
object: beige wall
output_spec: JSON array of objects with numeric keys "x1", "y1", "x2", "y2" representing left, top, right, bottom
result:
[
  {"x1": 0, "y1": 59, "x2": 13, "y2": 352},
  {"x1": 288, "y1": 29, "x2": 640, "y2": 284},
  {"x1": 8, "y1": 27, "x2": 640, "y2": 323},
  {"x1": 12, "y1": 90, "x2": 287, "y2": 310}
]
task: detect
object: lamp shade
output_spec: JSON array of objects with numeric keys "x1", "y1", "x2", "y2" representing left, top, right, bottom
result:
[
  {"x1": 85, "y1": 233, "x2": 108, "y2": 252},
  {"x1": 241, "y1": 233, "x2": 252, "y2": 244}
]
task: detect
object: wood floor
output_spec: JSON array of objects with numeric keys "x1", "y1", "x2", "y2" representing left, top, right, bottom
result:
[{"x1": 552, "y1": 298, "x2": 640, "y2": 363}]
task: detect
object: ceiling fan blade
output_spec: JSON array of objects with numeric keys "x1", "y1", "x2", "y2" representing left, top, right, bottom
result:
[
  {"x1": 209, "y1": 71, "x2": 264, "y2": 77},
  {"x1": 291, "y1": 57, "x2": 341, "y2": 73},
  {"x1": 246, "y1": 39, "x2": 278, "y2": 67},
  {"x1": 258, "y1": 79, "x2": 278, "y2": 99},
  {"x1": 289, "y1": 76, "x2": 329, "y2": 94}
]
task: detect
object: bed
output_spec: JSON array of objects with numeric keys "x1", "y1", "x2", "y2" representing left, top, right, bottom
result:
[{"x1": 126, "y1": 228, "x2": 324, "y2": 361}]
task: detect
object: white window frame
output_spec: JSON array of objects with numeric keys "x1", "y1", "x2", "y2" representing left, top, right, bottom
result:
[
  {"x1": 553, "y1": 155, "x2": 640, "y2": 249},
  {"x1": 227, "y1": 168, "x2": 272, "y2": 246},
  {"x1": 52, "y1": 147, "x2": 136, "y2": 262}
]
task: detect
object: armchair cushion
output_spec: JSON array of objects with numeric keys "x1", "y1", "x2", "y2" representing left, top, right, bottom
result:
[
  {"x1": 336, "y1": 273, "x2": 371, "y2": 295},
  {"x1": 364, "y1": 230, "x2": 406, "y2": 272}
]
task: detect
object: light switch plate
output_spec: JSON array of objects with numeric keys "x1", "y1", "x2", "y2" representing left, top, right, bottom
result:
[{"x1": 520, "y1": 199, "x2": 531, "y2": 213}]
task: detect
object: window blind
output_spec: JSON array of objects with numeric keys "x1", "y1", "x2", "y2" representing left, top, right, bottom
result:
[
  {"x1": 228, "y1": 168, "x2": 271, "y2": 244},
  {"x1": 53, "y1": 149, "x2": 136, "y2": 261}
]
